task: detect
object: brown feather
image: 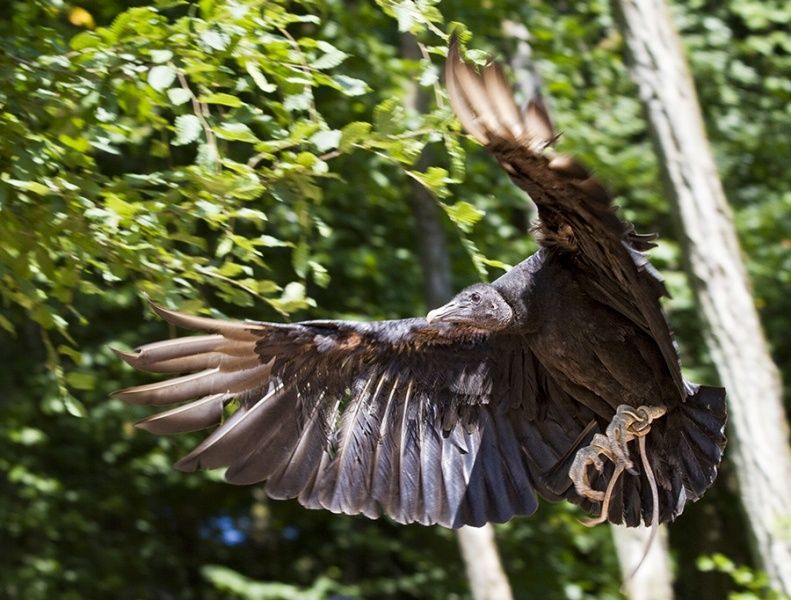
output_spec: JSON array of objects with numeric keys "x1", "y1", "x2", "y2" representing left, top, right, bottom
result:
[
  {"x1": 114, "y1": 363, "x2": 270, "y2": 405},
  {"x1": 135, "y1": 393, "x2": 229, "y2": 434},
  {"x1": 151, "y1": 304, "x2": 263, "y2": 341}
]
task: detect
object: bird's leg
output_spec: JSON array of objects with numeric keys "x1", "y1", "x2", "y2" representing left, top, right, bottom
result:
[
  {"x1": 569, "y1": 404, "x2": 667, "y2": 520},
  {"x1": 568, "y1": 433, "x2": 617, "y2": 502}
]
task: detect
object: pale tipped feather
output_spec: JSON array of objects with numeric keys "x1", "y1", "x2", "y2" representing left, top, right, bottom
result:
[
  {"x1": 114, "y1": 363, "x2": 271, "y2": 405},
  {"x1": 135, "y1": 393, "x2": 230, "y2": 434},
  {"x1": 151, "y1": 304, "x2": 264, "y2": 341}
]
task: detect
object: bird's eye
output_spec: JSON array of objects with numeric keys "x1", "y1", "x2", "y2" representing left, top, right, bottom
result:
[{"x1": 470, "y1": 292, "x2": 481, "y2": 303}]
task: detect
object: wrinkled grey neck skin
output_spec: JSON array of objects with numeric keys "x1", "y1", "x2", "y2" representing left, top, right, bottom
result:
[{"x1": 491, "y1": 248, "x2": 547, "y2": 329}]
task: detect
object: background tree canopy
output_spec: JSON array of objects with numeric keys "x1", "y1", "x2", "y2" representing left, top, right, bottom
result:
[{"x1": 1, "y1": 0, "x2": 788, "y2": 598}]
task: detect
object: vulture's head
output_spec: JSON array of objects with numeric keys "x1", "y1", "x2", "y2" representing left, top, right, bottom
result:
[{"x1": 426, "y1": 283, "x2": 513, "y2": 331}]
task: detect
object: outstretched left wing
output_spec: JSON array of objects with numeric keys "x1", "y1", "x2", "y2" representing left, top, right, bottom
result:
[{"x1": 114, "y1": 305, "x2": 598, "y2": 528}]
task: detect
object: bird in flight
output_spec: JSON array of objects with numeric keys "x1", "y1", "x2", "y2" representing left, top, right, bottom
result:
[{"x1": 114, "y1": 36, "x2": 726, "y2": 531}]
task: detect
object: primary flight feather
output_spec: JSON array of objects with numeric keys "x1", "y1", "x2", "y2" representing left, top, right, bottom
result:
[{"x1": 114, "y1": 37, "x2": 726, "y2": 529}]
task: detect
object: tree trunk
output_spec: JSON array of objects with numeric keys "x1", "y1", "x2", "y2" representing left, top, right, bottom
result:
[
  {"x1": 503, "y1": 20, "x2": 675, "y2": 599},
  {"x1": 612, "y1": 525, "x2": 674, "y2": 600},
  {"x1": 612, "y1": 0, "x2": 791, "y2": 593},
  {"x1": 400, "y1": 32, "x2": 514, "y2": 600},
  {"x1": 456, "y1": 525, "x2": 514, "y2": 600}
]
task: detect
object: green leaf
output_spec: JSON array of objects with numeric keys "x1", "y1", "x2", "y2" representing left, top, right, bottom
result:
[
  {"x1": 408, "y1": 167, "x2": 450, "y2": 198},
  {"x1": 216, "y1": 262, "x2": 250, "y2": 277},
  {"x1": 444, "y1": 135, "x2": 466, "y2": 181},
  {"x1": 313, "y1": 41, "x2": 348, "y2": 70},
  {"x1": 150, "y1": 49, "x2": 174, "y2": 64},
  {"x1": 255, "y1": 235, "x2": 289, "y2": 248},
  {"x1": 374, "y1": 97, "x2": 404, "y2": 134},
  {"x1": 65, "y1": 372, "x2": 96, "y2": 391},
  {"x1": 200, "y1": 29, "x2": 229, "y2": 52},
  {"x1": 148, "y1": 65, "x2": 177, "y2": 91},
  {"x1": 0, "y1": 313, "x2": 15, "y2": 334},
  {"x1": 245, "y1": 63, "x2": 276, "y2": 92},
  {"x1": 284, "y1": 93, "x2": 312, "y2": 112},
  {"x1": 267, "y1": 281, "x2": 314, "y2": 315},
  {"x1": 167, "y1": 88, "x2": 192, "y2": 105},
  {"x1": 216, "y1": 237, "x2": 233, "y2": 258},
  {"x1": 214, "y1": 122, "x2": 259, "y2": 143},
  {"x1": 332, "y1": 75, "x2": 369, "y2": 96},
  {"x1": 339, "y1": 122, "x2": 372, "y2": 152},
  {"x1": 256, "y1": 280, "x2": 281, "y2": 294},
  {"x1": 197, "y1": 142, "x2": 219, "y2": 169},
  {"x1": 62, "y1": 396, "x2": 87, "y2": 418},
  {"x1": 393, "y1": 1, "x2": 417, "y2": 32},
  {"x1": 173, "y1": 114, "x2": 202, "y2": 145},
  {"x1": 419, "y1": 62, "x2": 439, "y2": 87},
  {"x1": 9, "y1": 427, "x2": 46, "y2": 446},
  {"x1": 70, "y1": 31, "x2": 101, "y2": 50},
  {"x1": 481, "y1": 257, "x2": 512, "y2": 271},
  {"x1": 5, "y1": 178, "x2": 51, "y2": 196},
  {"x1": 444, "y1": 200, "x2": 484, "y2": 231},
  {"x1": 310, "y1": 129, "x2": 342, "y2": 153},
  {"x1": 198, "y1": 93, "x2": 242, "y2": 107},
  {"x1": 293, "y1": 241, "x2": 309, "y2": 277}
]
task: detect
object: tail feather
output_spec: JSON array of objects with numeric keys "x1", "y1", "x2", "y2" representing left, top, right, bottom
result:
[
  {"x1": 667, "y1": 384, "x2": 727, "y2": 502},
  {"x1": 614, "y1": 384, "x2": 727, "y2": 526}
]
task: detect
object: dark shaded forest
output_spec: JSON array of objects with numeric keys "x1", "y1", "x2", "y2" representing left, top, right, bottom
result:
[{"x1": 1, "y1": 0, "x2": 789, "y2": 598}]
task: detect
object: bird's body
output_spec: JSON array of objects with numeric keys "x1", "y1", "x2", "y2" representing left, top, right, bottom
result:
[
  {"x1": 515, "y1": 250, "x2": 677, "y2": 417},
  {"x1": 114, "y1": 37, "x2": 726, "y2": 530}
]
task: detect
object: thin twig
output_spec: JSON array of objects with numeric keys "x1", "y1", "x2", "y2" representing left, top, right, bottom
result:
[
  {"x1": 176, "y1": 69, "x2": 220, "y2": 171},
  {"x1": 277, "y1": 26, "x2": 320, "y2": 123}
]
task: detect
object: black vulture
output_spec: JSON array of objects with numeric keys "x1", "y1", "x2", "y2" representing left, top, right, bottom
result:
[{"x1": 114, "y1": 38, "x2": 726, "y2": 530}]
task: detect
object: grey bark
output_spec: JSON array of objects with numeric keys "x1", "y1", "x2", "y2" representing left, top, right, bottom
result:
[
  {"x1": 456, "y1": 525, "x2": 515, "y2": 600},
  {"x1": 503, "y1": 20, "x2": 675, "y2": 599},
  {"x1": 612, "y1": 525, "x2": 674, "y2": 600},
  {"x1": 612, "y1": 0, "x2": 791, "y2": 592},
  {"x1": 400, "y1": 32, "x2": 514, "y2": 600}
]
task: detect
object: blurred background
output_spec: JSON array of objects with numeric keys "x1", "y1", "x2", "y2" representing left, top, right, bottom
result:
[{"x1": 1, "y1": 0, "x2": 789, "y2": 598}]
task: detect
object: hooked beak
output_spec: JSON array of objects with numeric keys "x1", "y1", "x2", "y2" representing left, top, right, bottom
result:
[{"x1": 426, "y1": 300, "x2": 464, "y2": 324}]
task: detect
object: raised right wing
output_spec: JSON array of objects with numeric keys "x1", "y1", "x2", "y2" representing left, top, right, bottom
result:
[{"x1": 444, "y1": 38, "x2": 685, "y2": 399}]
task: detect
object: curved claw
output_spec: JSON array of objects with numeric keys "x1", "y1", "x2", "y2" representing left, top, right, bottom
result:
[
  {"x1": 569, "y1": 403, "x2": 667, "y2": 525},
  {"x1": 569, "y1": 434, "x2": 611, "y2": 502},
  {"x1": 581, "y1": 463, "x2": 626, "y2": 527}
]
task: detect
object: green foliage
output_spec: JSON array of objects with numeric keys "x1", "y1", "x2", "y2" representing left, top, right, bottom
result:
[
  {"x1": 698, "y1": 554, "x2": 791, "y2": 600},
  {"x1": 202, "y1": 565, "x2": 349, "y2": 599},
  {"x1": 0, "y1": 0, "x2": 787, "y2": 599}
]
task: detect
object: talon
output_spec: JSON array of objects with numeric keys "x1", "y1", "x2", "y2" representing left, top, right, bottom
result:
[
  {"x1": 569, "y1": 437, "x2": 610, "y2": 502},
  {"x1": 587, "y1": 489, "x2": 605, "y2": 502},
  {"x1": 568, "y1": 403, "x2": 667, "y2": 525}
]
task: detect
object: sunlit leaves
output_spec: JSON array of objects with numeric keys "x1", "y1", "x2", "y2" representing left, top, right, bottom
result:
[
  {"x1": 443, "y1": 199, "x2": 485, "y2": 231},
  {"x1": 199, "y1": 29, "x2": 230, "y2": 52},
  {"x1": 245, "y1": 62, "x2": 277, "y2": 93},
  {"x1": 166, "y1": 87, "x2": 191, "y2": 105},
  {"x1": 313, "y1": 41, "x2": 348, "y2": 70},
  {"x1": 172, "y1": 114, "x2": 202, "y2": 145},
  {"x1": 147, "y1": 64, "x2": 176, "y2": 90},
  {"x1": 310, "y1": 129, "x2": 342, "y2": 153},
  {"x1": 197, "y1": 92, "x2": 243, "y2": 107},
  {"x1": 339, "y1": 122, "x2": 372, "y2": 152},
  {"x1": 407, "y1": 166, "x2": 451, "y2": 198},
  {"x1": 214, "y1": 122, "x2": 258, "y2": 143},
  {"x1": 331, "y1": 75, "x2": 369, "y2": 96}
]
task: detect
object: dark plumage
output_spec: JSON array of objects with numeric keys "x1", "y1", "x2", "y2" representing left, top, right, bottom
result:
[{"x1": 114, "y1": 37, "x2": 726, "y2": 529}]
